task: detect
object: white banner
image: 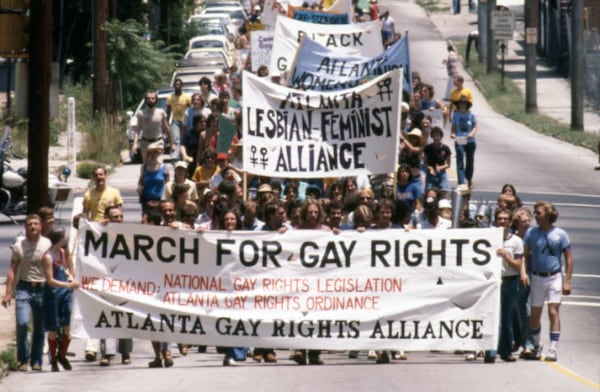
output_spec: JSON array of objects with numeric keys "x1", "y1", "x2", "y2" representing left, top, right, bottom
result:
[
  {"x1": 242, "y1": 70, "x2": 402, "y2": 178},
  {"x1": 72, "y1": 222, "x2": 502, "y2": 351},
  {"x1": 288, "y1": 35, "x2": 411, "y2": 92},
  {"x1": 262, "y1": 0, "x2": 287, "y2": 30},
  {"x1": 251, "y1": 30, "x2": 274, "y2": 72},
  {"x1": 269, "y1": 16, "x2": 383, "y2": 76}
]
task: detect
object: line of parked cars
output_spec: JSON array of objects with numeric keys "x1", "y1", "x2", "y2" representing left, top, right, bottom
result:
[{"x1": 126, "y1": 0, "x2": 246, "y2": 162}]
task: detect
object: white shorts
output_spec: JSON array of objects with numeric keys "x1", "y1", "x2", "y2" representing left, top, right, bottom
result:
[{"x1": 530, "y1": 273, "x2": 563, "y2": 307}]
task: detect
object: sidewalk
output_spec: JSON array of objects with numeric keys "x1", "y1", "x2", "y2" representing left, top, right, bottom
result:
[
  {"x1": 430, "y1": 0, "x2": 600, "y2": 136},
  {"x1": 0, "y1": 280, "x2": 16, "y2": 376}
]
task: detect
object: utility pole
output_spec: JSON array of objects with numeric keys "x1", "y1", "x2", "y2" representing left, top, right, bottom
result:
[
  {"x1": 27, "y1": 0, "x2": 52, "y2": 212},
  {"x1": 478, "y1": 0, "x2": 488, "y2": 63},
  {"x1": 93, "y1": 0, "x2": 108, "y2": 115},
  {"x1": 524, "y1": 0, "x2": 538, "y2": 113},
  {"x1": 486, "y1": 0, "x2": 497, "y2": 73},
  {"x1": 571, "y1": 0, "x2": 584, "y2": 131}
]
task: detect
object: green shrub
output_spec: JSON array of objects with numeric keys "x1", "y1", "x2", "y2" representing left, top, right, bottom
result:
[
  {"x1": 77, "y1": 161, "x2": 100, "y2": 179},
  {"x1": 0, "y1": 347, "x2": 18, "y2": 371},
  {"x1": 61, "y1": 82, "x2": 126, "y2": 166},
  {"x1": 416, "y1": 0, "x2": 450, "y2": 13}
]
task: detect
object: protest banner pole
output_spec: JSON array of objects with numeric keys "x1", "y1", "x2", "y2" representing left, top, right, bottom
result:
[
  {"x1": 243, "y1": 172, "x2": 248, "y2": 202},
  {"x1": 393, "y1": 65, "x2": 403, "y2": 195}
]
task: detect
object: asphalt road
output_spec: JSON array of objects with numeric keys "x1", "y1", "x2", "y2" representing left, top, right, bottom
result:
[{"x1": 1, "y1": 0, "x2": 599, "y2": 390}]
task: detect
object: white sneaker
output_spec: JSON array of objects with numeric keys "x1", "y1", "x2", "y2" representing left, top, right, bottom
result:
[
  {"x1": 534, "y1": 345, "x2": 543, "y2": 360},
  {"x1": 223, "y1": 358, "x2": 238, "y2": 366},
  {"x1": 393, "y1": 350, "x2": 407, "y2": 360},
  {"x1": 544, "y1": 348, "x2": 557, "y2": 362},
  {"x1": 367, "y1": 350, "x2": 377, "y2": 360}
]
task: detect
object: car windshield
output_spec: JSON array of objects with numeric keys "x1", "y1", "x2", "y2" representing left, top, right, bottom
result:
[
  {"x1": 194, "y1": 25, "x2": 226, "y2": 36},
  {"x1": 228, "y1": 10, "x2": 245, "y2": 21},
  {"x1": 185, "y1": 52, "x2": 227, "y2": 64},
  {"x1": 205, "y1": 2, "x2": 243, "y2": 8},
  {"x1": 192, "y1": 40, "x2": 225, "y2": 49}
]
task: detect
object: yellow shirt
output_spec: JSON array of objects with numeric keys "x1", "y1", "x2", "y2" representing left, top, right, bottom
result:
[
  {"x1": 167, "y1": 93, "x2": 192, "y2": 122},
  {"x1": 450, "y1": 87, "x2": 473, "y2": 108},
  {"x1": 83, "y1": 186, "x2": 123, "y2": 222},
  {"x1": 192, "y1": 165, "x2": 220, "y2": 184}
]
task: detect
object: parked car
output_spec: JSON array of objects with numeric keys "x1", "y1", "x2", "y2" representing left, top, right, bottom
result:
[
  {"x1": 184, "y1": 48, "x2": 234, "y2": 68},
  {"x1": 194, "y1": 0, "x2": 246, "y2": 14},
  {"x1": 171, "y1": 65, "x2": 224, "y2": 88},
  {"x1": 190, "y1": 20, "x2": 236, "y2": 42},
  {"x1": 189, "y1": 34, "x2": 235, "y2": 53},
  {"x1": 188, "y1": 13, "x2": 232, "y2": 28},
  {"x1": 200, "y1": 6, "x2": 247, "y2": 31},
  {"x1": 203, "y1": 0, "x2": 245, "y2": 9},
  {"x1": 176, "y1": 57, "x2": 228, "y2": 70}
]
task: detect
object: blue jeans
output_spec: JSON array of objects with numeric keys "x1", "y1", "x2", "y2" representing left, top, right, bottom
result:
[
  {"x1": 455, "y1": 142, "x2": 476, "y2": 185},
  {"x1": 426, "y1": 170, "x2": 450, "y2": 193},
  {"x1": 15, "y1": 282, "x2": 45, "y2": 366},
  {"x1": 515, "y1": 282, "x2": 535, "y2": 350},
  {"x1": 453, "y1": 0, "x2": 461, "y2": 14},
  {"x1": 223, "y1": 347, "x2": 249, "y2": 361},
  {"x1": 498, "y1": 277, "x2": 520, "y2": 356}
]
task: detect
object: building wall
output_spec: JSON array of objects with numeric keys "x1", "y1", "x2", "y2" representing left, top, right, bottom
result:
[{"x1": 585, "y1": 0, "x2": 600, "y2": 32}]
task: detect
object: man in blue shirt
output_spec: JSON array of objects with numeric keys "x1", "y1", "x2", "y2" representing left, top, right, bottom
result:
[{"x1": 523, "y1": 201, "x2": 573, "y2": 362}]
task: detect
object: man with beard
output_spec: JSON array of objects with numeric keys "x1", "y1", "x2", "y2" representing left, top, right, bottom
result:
[{"x1": 133, "y1": 90, "x2": 174, "y2": 163}]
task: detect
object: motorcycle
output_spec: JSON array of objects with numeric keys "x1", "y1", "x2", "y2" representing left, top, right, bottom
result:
[
  {"x1": 0, "y1": 126, "x2": 28, "y2": 219},
  {"x1": 0, "y1": 126, "x2": 73, "y2": 223}
]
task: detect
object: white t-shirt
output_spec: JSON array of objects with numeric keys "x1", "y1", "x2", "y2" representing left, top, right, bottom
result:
[{"x1": 501, "y1": 233, "x2": 524, "y2": 277}]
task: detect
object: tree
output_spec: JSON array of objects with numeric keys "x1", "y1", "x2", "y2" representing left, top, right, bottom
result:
[{"x1": 103, "y1": 19, "x2": 177, "y2": 109}]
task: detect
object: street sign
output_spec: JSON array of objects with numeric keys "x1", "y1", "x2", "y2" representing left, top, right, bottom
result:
[
  {"x1": 491, "y1": 10, "x2": 515, "y2": 40},
  {"x1": 525, "y1": 27, "x2": 537, "y2": 44}
]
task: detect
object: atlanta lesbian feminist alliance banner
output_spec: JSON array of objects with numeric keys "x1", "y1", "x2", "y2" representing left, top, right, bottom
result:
[
  {"x1": 242, "y1": 69, "x2": 403, "y2": 178},
  {"x1": 71, "y1": 222, "x2": 503, "y2": 351}
]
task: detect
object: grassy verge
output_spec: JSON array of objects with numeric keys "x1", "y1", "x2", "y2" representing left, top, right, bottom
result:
[
  {"x1": 60, "y1": 83, "x2": 126, "y2": 167},
  {"x1": 2, "y1": 82, "x2": 127, "y2": 170},
  {"x1": 455, "y1": 41, "x2": 598, "y2": 152},
  {"x1": 416, "y1": 0, "x2": 450, "y2": 13}
]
